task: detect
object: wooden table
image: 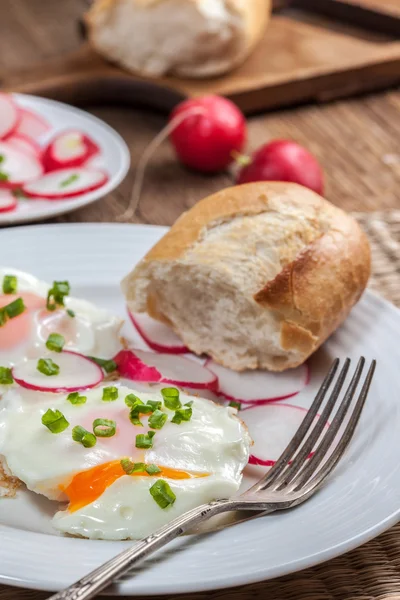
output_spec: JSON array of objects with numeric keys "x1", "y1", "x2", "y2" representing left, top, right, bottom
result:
[{"x1": 1, "y1": 2, "x2": 400, "y2": 600}]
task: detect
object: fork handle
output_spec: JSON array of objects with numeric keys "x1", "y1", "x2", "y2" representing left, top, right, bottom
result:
[{"x1": 47, "y1": 499, "x2": 239, "y2": 600}]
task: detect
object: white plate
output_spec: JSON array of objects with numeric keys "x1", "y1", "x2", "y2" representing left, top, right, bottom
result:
[
  {"x1": 0, "y1": 223, "x2": 399, "y2": 596},
  {"x1": 0, "y1": 95, "x2": 130, "y2": 225}
]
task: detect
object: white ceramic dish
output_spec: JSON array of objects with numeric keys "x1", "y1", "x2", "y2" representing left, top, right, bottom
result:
[
  {"x1": 0, "y1": 223, "x2": 399, "y2": 596},
  {"x1": 0, "y1": 95, "x2": 130, "y2": 225}
]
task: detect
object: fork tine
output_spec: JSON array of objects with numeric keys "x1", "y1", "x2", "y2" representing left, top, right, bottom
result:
[
  {"x1": 274, "y1": 357, "x2": 352, "y2": 488},
  {"x1": 248, "y1": 358, "x2": 340, "y2": 492},
  {"x1": 294, "y1": 360, "x2": 376, "y2": 495}
]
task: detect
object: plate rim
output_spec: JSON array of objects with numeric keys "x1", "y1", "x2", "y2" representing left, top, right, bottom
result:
[{"x1": 0, "y1": 222, "x2": 399, "y2": 596}]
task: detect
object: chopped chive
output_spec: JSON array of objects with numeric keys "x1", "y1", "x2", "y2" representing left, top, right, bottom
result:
[
  {"x1": 37, "y1": 358, "x2": 60, "y2": 377},
  {"x1": 102, "y1": 386, "x2": 118, "y2": 401},
  {"x1": 87, "y1": 356, "x2": 117, "y2": 374},
  {"x1": 171, "y1": 406, "x2": 192, "y2": 425},
  {"x1": 145, "y1": 464, "x2": 161, "y2": 476},
  {"x1": 149, "y1": 479, "x2": 176, "y2": 509},
  {"x1": 0, "y1": 366, "x2": 13, "y2": 385},
  {"x1": 42, "y1": 409, "x2": 69, "y2": 434},
  {"x1": 2, "y1": 275, "x2": 17, "y2": 294},
  {"x1": 130, "y1": 411, "x2": 143, "y2": 427},
  {"x1": 120, "y1": 459, "x2": 146, "y2": 475},
  {"x1": 93, "y1": 418, "x2": 116, "y2": 437},
  {"x1": 72, "y1": 425, "x2": 96, "y2": 448},
  {"x1": 146, "y1": 400, "x2": 162, "y2": 411},
  {"x1": 46, "y1": 281, "x2": 70, "y2": 311},
  {"x1": 0, "y1": 297, "x2": 26, "y2": 326},
  {"x1": 60, "y1": 174, "x2": 79, "y2": 189},
  {"x1": 67, "y1": 391, "x2": 87, "y2": 405},
  {"x1": 135, "y1": 430, "x2": 156, "y2": 449},
  {"x1": 148, "y1": 409, "x2": 167, "y2": 430},
  {"x1": 66, "y1": 309, "x2": 75, "y2": 318},
  {"x1": 161, "y1": 387, "x2": 181, "y2": 410},
  {"x1": 46, "y1": 332, "x2": 65, "y2": 353},
  {"x1": 229, "y1": 400, "x2": 242, "y2": 411},
  {"x1": 125, "y1": 393, "x2": 143, "y2": 408},
  {"x1": 0, "y1": 172, "x2": 9, "y2": 182}
]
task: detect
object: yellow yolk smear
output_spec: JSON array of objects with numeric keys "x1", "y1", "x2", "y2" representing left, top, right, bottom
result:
[
  {"x1": 0, "y1": 293, "x2": 46, "y2": 351},
  {"x1": 62, "y1": 461, "x2": 208, "y2": 513}
]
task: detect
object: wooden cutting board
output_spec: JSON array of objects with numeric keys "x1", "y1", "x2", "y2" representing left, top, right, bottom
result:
[{"x1": 3, "y1": 0, "x2": 400, "y2": 114}]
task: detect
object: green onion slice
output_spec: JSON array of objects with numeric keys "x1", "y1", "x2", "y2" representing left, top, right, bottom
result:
[
  {"x1": 135, "y1": 431, "x2": 156, "y2": 449},
  {"x1": 60, "y1": 174, "x2": 79, "y2": 188},
  {"x1": 102, "y1": 386, "x2": 118, "y2": 401},
  {"x1": 67, "y1": 391, "x2": 87, "y2": 405},
  {"x1": 0, "y1": 366, "x2": 13, "y2": 385},
  {"x1": 66, "y1": 309, "x2": 75, "y2": 318},
  {"x1": 0, "y1": 298, "x2": 26, "y2": 326},
  {"x1": 46, "y1": 281, "x2": 70, "y2": 311},
  {"x1": 93, "y1": 418, "x2": 116, "y2": 437},
  {"x1": 2, "y1": 275, "x2": 17, "y2": 294},
  {"x1": 149, "y1": 479, "x2": 176, "y2": 509},
  {"x1": 146, "y1": 400, "x2": 162, "y2": 411},
  {"x1": 171, "y1": 406, "x2": 192, "y2": 425},
  {"x1": 87, "y1": 356, "x2": 117, "y2": 374},
  {"x1": 72, "y1": 425, "x2": 96, "y2": 448},
  {"x1": 125, "y1": 393, "x2": 142, "y2": 408},
  {"x1": 229, "y1": 400, "x2": 242, "y2": 411},
  {"x1": 46, "y1": 333, "x2": 65, "y2": 353},
  {"x1": 120, "y1": 459, "x2": 146, "y2": 475},
  {"x1": 145, "y1": 464, "x2": 161, "y2": 476},
  {"x1": 148, "y1": 409, "x2": 167, "y2": 430},
  {"x1": 42, "y1": 409, "x2": 69, "y2": 433},
  {"x1": 161, "y1": 387, "x2": 181, "y2": 410},
  {"x1": 37, "y1": 358, "x2": 60, "y2": 377}
]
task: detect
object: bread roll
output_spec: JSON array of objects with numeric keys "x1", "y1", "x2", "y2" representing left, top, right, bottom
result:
[
  {"x1": 122, "y1": 182, "x2": 371, "y2": 372},
  {"x1": 86, "y1": 0, "x2": 271, "y2": 78}
]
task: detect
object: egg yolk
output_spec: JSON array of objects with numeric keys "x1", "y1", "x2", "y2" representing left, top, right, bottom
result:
[
  {"x1": 0, "y1": 293, "x2": 46, "y2": 351},
  {"x1": 62, "y1": 460, "x2": 208, "y2": 512}
]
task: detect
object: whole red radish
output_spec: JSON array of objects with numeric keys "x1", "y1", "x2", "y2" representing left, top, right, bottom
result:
[
  {"x1": 237, "y1": 140, "x2": 324, "y2": 195},
  {"x1": 169, "y1": 95, "x2": 246, "y2": 173}
]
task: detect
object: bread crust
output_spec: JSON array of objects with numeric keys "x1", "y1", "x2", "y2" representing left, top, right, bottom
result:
[
  {"x1": 86, "y1": 0, "x2": 271, "y2": 79},
  {"x1": 124, "y1": 182, "x2": 371, "y2": 371}
]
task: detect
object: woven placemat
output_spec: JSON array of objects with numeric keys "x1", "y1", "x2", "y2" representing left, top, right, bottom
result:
[{"x1": 2, "y1": 210, "x2": 400, "y2": 600}]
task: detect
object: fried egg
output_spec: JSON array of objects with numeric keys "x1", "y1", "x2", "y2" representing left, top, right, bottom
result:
[
  {"x1": 0, "y1": 268, "x2": 122, "y2": 367},
  {"x1": 0, "y1": 384, "x2": 251, "y2": 539}
]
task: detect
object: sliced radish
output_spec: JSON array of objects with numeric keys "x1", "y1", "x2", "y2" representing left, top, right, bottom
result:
[
  {"x1": 128, "y1": 310, "x2": 188, "y2": 354},
  {"x1": 12, "y1": 351, "x2": 104, "y2": 393},
  {"x1": 15, "y1": 108, "x2": 50, "y2": 141},
  {"x1": 42, "y1": 130, "x2": 100, "y2": 172},
  {"x1": 0, "y1": 189, "x2": 17, "y2": 213},
  {"x1": 0, "y1": 141, "x2": 43, "y2": 188},
  {"x1": 241, "y1": 403, "x2": 326, "y2": 467},
  {"x1": 114, "y1": 349, "x2": 218, "y2": 391},
  {"x1": 206, "y1": 359, "x2": 309, "y2": 405},
  {"x1": 7, "y1": 133, "x2": 41, "y2": 158},
  {"x1": 0, "y1": 94, "x2": 20, "y2": 140},
  {"x1": 22, "y1": 167, "x2": 108, "y2": 199}
]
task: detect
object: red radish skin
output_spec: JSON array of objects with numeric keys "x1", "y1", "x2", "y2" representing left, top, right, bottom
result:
[
  {"x1": 128, "y1": 310, "x2": 188, "y2": 354},
  {"x1": 206, "y1": 359, "x2": 310, "y2": 405},
  {"x1": 42, "y1": 130, "x2": 100, "y2": 172},
  {"x1": 0, "y1": 190, "x2": 17, "y2": 213},
  {"x1": 0, "y1": 94, "x2": 20, "y2": 140},
  {"x1": 169, "y1": 95, "x2": 246, "y2": 173},
  {"x1": 15, "y1": 108, "x2": 51, "y2": 141},
  {"x1": 12, "y1": 351, "x2": 104, "y2": 393},
  {"x1": 0, "y1": 141, "x2": 43, "y2": 189},
  {"x1": 237, "y1": 140, "x2": 324, "y2": 195},
  {"x1": 6, "y1": 133, "x2": 41, "y2": 158},
  {"x1": 114, "y1": 349, "x2": 219, "y2": 392},
  {"x1": 22, "y1": 168, "x2": 109, "y2": 199}
]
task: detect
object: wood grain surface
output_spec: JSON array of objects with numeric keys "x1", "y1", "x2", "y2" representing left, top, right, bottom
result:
[{"x1": 0, "y1": 2, "x2": 400, "y2": 599}]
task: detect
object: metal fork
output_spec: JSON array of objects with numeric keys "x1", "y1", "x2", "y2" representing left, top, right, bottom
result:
[{"x1": 49, "y1": 357, "x2": 376, "y2": 600}]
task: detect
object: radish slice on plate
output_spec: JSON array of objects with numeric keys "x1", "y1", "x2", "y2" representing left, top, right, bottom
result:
[
  {"x1": 128, "y1": 310, "x2": 188, "y2": 354},
  {"x1": 0, "y1": 141, "x2": 43, "y2": 188},
  {"x1": 0, "y1": 94, "x2": 20, "y2": 140},
  {"x1": 241, "y1": 403, "x2": 326, "y2": 467},
  {"x1": 15, "y1": 108, "x2": 51, "y2": 141},
  {"x1": 0, "y1": 190, "x2": 17, "y2": 213},
  {"x1": 22, "y1": 168, "x2": 108, "y2": 199},
  {"x1": 42, "y1": 130, "x2": 100, "y2": 172},
  {"x1": 114, "y1": 349, "x2": 218, "y2": 391},
  {"x1": 12, "y1": 351, "x2": 104, "y2": 393},
  {"x1": 206, "y1": 359, "x2": 309, "y2": 404},
  {"x1": 7, "y1": 133, "x2": 41, "y2": 158}
]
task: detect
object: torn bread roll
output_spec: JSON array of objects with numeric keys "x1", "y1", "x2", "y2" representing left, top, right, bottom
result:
[
  {"x1": 122, "y1": 182, "x2": 371, "y2": 372},
  {"x1": 85, "y1": 0, "x2": 271, "y2": 78}
]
